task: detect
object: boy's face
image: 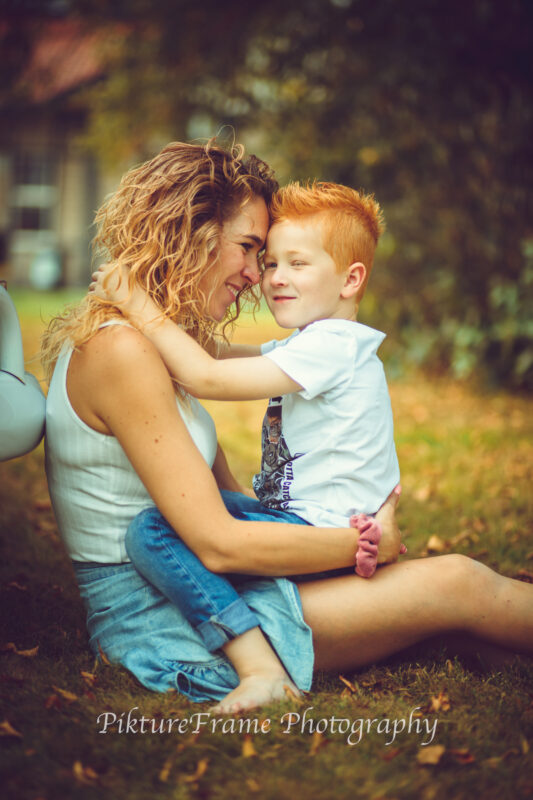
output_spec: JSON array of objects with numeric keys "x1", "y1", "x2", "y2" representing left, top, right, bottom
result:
[{"x1": 262, "y1": 219, "x2": 353, "y2": 329}]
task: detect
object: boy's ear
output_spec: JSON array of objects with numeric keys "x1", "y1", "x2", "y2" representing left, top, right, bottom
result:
[{"x1": 340, "y1": 262, "x2": 366, "y2": 299}]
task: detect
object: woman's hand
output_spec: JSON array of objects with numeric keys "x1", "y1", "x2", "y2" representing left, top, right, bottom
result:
[{"x1": 374, "y1": 485, "x2": 406, "y2": 565}]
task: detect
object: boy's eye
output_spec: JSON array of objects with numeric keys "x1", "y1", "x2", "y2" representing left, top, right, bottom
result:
[{"x1": 263, "y1": 261, "x2": 276, "y2": 270}]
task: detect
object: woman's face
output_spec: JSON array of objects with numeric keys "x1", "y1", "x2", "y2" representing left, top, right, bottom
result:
[{"x1": 204, "y1": 195, "x2": 270, "y2": 321}]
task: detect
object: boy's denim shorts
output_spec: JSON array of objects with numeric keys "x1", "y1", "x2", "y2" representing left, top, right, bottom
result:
[{"x1": 73, "y1": 558, "x2": 314, "y2": 702}]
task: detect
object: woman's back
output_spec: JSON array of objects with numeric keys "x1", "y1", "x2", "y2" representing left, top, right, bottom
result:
[{"x1": 45, "y1": 327, "x2": 217, "y2": 564}]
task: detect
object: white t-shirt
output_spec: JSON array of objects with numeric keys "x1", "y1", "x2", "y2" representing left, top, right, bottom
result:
[{"x1": 252, "y1": 319, "x2": 400, "y2": 528}]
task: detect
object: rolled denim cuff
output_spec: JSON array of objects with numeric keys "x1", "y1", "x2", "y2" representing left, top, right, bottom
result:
[{"x1": 196, "y1": 598, "x2": 260, "y2": 651}]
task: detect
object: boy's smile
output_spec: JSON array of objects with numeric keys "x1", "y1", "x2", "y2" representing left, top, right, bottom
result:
[{"x1": 262, "y1": 219, "x2": 357, "y2": 329}]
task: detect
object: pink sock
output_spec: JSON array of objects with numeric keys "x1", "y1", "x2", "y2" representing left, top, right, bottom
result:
[{"x1": 349, "y1": 513, "x2": 382, "y2": 578}]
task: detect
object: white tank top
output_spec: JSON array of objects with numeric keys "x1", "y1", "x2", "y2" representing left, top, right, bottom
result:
[{"x1": 45, "y1": 327, "x2": 218, "y2": 563}]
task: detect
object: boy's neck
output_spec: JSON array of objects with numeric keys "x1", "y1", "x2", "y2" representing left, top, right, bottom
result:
[{"x1": 300, "y1": 306, "x2": 359, "y2": 330}]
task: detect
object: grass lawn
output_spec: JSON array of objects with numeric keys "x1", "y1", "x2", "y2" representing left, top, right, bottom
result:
[{"x1": 1, "y1": 290, "x2": 532, "y2": 799}]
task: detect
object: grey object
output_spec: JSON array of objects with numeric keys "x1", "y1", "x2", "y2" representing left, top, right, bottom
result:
[{"x1": 0, "y1": 283, "x2": 46, "y2": 461}]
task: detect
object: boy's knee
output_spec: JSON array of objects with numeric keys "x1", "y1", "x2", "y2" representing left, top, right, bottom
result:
[{"x1": 125, "y1": 507, "x2": 165, "y2": 560}]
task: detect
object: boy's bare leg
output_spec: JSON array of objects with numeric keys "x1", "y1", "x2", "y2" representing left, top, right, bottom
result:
[
  {"x1": 298, "y1": 554, "x2": 533, "y2": 671},
  {"x1": 210, "y1": 627, "x2": 300, "y2": 714}
]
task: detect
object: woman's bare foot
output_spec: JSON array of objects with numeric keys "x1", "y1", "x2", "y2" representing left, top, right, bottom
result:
[{"x1": 210, "y1": 671, "x2": 300, "y2": 715}]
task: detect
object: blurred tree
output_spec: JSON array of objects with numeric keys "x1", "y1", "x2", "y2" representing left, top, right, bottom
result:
[{"x1": 3, "y1": 0, "x2": 531, "y2": 386}]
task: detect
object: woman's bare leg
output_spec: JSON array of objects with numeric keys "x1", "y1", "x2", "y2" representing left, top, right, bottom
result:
[{"x1": 298, "y1": 554, "x2": 533, "y2": 671}]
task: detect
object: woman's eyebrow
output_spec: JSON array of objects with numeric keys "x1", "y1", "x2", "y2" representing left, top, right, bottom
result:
[{"x1": 242, "y1": 233, "x2": 265, "y2": 246}]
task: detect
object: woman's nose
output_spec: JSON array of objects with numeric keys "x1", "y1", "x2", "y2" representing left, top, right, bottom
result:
[{"x1": 242, "y1": 255, "x2": 261, "y2": 286}]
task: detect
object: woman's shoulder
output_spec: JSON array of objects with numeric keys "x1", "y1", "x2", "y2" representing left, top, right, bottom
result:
[
  {"x1": 74, "y1": 324, "x2": 169, "y2": 388},
  {"x1": 83, "y1": 323, "x2": 156, "y2": 360},
  {"x1": 69, "y1": 321, "x2": 177, "y2": 432}
]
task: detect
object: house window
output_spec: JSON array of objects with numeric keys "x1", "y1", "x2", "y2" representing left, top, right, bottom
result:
[{"x1": 11, "y1": 151, "x2": 58, "y2": 233}]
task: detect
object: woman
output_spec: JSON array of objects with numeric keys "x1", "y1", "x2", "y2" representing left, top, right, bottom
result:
[{"x1": 42, "y1": 140, "x2": 533, "y2": 711}]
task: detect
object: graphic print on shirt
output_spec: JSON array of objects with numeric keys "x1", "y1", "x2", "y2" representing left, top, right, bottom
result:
[{"x1": 253, "y1": 397, "x2": 294, "y2": 509}]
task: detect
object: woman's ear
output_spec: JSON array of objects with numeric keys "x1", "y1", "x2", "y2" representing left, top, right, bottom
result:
[{"x1": 340, "y1": 262, "x2": 366, "y2": 299}]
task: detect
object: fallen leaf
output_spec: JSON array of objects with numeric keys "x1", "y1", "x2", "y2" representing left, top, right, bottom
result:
[
  {"x1": 283, "y1": 684, "x2": 303, "y2": 704},
  {"x1": 246, "y1": 778, "x2": 261, "y2": 793},
  {"x1": 450, "y1": 531, "x2": 472, "y2": 547},
  {"x1": 159, "y1": 755, "x2": 174, "y2": 783},
  {"x1": 426, "y1": 535, "x2": 446, "y2": 553},
  {"x1": 1, "y1": 643, "x2": 38, "y2": 657},
  {"x1": 428, "y1": 691, "x2": 451, "y2": 713},
  {"x1": 339, "y1": 675, "x2": 357, "y2": 693},
  {"x1": 500, "y1": 748, "x2": 520, "y2": 760},
  {"x1": 80, "y1": 670, "x2": 96, "y2": 687},
  {"x1": 515, "y1": 570, "x2": 533, "y2": 583},
  {"x1": 449, "y1": 747, "x2": 475, "y2": 764},
  {"x1": 414, "y1": 486, "x2": 431, "y2": 502},
  {"x1": 17, "y1": 645, "x2": 39, "y2": 658},
  {"x1": 6, "y1": 581, "x2": 27, "y2": 591},
  {"x1": 520, "y1": 737, "x2": 530, "y2": 755},
  {"x1": 242, "y1": 735, "x2": 257, "y2": 758},
  {"x1": 72, "y1": 761, "x2": 98, "y2": 785},
  {"x1": 97, "y1": 641, "x2": 111, "y2": 665},
  {"x1": 382, "y1": 747, "x2": 401, "y2": 761},
  {"x1": 309, "y1": 731, "x2": 328, "y2": 756},
  {"x1": 472, "y1": 518, "x2": 486, "y2": 533},
  {"x1": 52, "y1": 686, "x2": 78, "y2": 703},
  {"x1": 468, "y1": 549, "x2": 488, "y2": 559},
  {"x1": 181, "y1": 758, "x2": 209, "y2": 783},
  {"x1": 417, "y1": 745, "x2": 445, "y2": 765},
  {"x1": 33, "y1": 499, "x2": 52, "y2": 511},
  {"x1": 0, "y1": 719, "x2": 22, "y2": 738},
  {"x1": 44, "y1": 694, "x2": 62, "y2": 710}
]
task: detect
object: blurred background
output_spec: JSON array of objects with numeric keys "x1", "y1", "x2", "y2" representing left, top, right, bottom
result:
[{"x1": 0, "y1": 0, "x2": 532, "y2": 388}]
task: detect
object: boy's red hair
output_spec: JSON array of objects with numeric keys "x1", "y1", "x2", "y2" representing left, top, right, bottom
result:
[{"x1": 269, "y1": 181, "x2": 385, "y2": 299}]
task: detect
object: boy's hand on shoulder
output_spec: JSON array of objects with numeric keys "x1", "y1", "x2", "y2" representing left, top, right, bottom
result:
[
  {"x1": 89, "y1": 263, "x2": 162, "y2": 330},
  {"x1": 89, "y1": 262, "x2": 129, "y2": 305}
]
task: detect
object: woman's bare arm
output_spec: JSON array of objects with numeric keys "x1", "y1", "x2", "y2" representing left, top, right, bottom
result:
[
  {"x1": 69, "y1": 325, "x2": 382, "y2": 575},
  {"x1": 211, "y1": 442, "x2": 254, "y2": 497}
]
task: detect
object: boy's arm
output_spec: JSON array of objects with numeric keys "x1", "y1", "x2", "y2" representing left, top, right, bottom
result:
[
  {"x1": 90, "y1": 264, "x2": 301, "y2": 401},
  {"x1": 216, "y1": 341, "x2": 263, "y2": 359},
  {"x1": 146, "y1": 316, "x2": 301, "y2": 400}
]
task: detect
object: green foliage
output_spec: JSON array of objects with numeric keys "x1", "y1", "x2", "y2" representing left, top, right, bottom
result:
[{"x1": 3, "y1": 0, "x2": 532, "y2": 387}]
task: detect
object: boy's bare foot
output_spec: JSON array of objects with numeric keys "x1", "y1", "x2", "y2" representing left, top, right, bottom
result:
[
  {"x1": 350, "y1": 514, "x2": 382, "y2": 577},
  {"x1": 210, "y1": 671, "x2": 301, "y2": 715},
  {"x1": 374, "y1": 484, "x2": 407, "y2": 564},
  {"x1": 213, "y1": 626, "x2": 302, "y2": 715}
]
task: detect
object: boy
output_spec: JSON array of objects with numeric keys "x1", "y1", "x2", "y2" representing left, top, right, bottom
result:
[{"x1": 93, "y1": 181, "x2": 401, "y2": 712}]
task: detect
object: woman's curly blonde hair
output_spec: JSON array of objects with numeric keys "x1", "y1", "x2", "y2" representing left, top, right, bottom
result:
[{"x1": 41, "y1": 139, "x2": 278, "y2": 381}]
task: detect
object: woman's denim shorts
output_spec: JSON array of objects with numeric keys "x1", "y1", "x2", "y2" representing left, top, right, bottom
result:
[{"x1": 73, "y1": 560, "x2": 314, "y2": 702}]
